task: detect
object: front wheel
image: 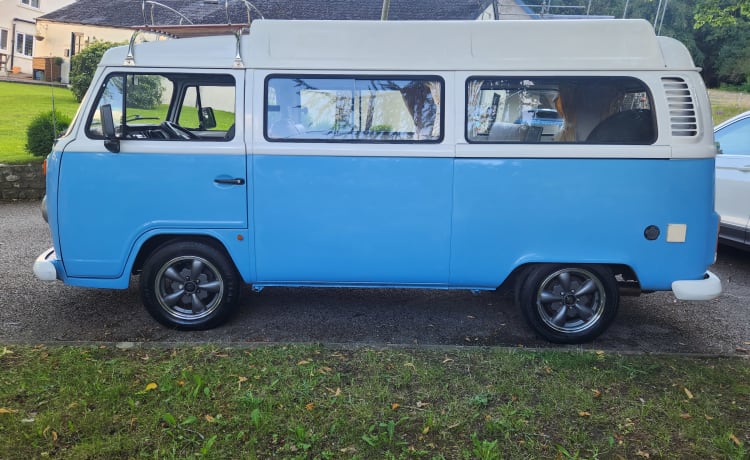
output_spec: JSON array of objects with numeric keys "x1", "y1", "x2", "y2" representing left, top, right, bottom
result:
[
  {"x1": 518, "y1": 264, "x2": 619, "y2": 344},
  {"x1": 140, "y1": 241, "x2": 241, "y2": 330}
]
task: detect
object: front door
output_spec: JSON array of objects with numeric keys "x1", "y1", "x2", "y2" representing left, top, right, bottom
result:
[{"x1": 57, "y1": 69, "x2": 246, "y2": 279}]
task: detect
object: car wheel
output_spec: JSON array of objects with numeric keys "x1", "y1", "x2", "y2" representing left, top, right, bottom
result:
[
  {"x1": 140, "y1": 240, "x2": 240, "y2": 330},
  {"x1": 518, "y1": 264, "x2": 619, "y2": 344}
]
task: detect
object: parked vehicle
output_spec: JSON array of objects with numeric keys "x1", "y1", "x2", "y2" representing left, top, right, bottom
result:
[
  {"x1": 34, "y1": 19, "x2": 721, "y2": 343},
  {"x1": 715, "y1": 110, "x2": 750, "y2": 250}
]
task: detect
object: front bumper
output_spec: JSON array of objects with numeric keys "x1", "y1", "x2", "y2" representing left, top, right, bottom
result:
[
  {"x1": 672, "y1": 271, "x2": 722, "y2": 301},
  {"x1": 33, "y1": 247, "x2": 60, "y2": 281}
]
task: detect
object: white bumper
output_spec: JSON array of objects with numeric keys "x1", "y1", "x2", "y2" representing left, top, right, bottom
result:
[
  {"x1": 33, "y1": 247, "x2": 59, "y2": 281},
  {"x1": 672, "y1": 270, "x2": 722, "y2": 301}
]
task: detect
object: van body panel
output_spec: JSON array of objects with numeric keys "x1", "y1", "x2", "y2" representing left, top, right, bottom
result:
[
  {"x1": 251, "y1": 155, "x2": 454, "y2": 284},
  {"x1": 449, "y1": 157, "x2": 718, "y2": 290},
  {"x1": 57, "y1": 152, "x2": 247, "y2": 278}
]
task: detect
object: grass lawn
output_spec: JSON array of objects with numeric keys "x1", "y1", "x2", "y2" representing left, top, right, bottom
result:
[
  {"x1": 0, "y1": 345, "x2": 748, "y2": 459},
  {"x1": 0, "y1": 82, "x2": 80, "y2": 164}
]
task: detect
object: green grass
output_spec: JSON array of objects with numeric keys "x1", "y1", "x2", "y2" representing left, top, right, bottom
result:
[
  {"x1": 0, "y1": 82, "x2": 80, "y2": 164},
  {"x1": 0, "y1": 345, "x2": 748, "y2": 459}
]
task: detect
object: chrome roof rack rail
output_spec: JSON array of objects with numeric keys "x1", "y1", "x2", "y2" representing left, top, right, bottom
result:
[{"x1": 123, "y1": 30, "x2": 139, "y2": 66}]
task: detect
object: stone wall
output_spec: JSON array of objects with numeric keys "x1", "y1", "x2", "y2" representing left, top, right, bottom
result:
[{"x1": 0, "y1": 163, "x2": 45, "y2": 201}]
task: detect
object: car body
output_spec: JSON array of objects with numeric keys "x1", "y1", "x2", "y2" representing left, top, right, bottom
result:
[
  {"x1": 520, "y1": 108, "x2": 564, "y2": 137},
  {"x1": 714, "y1": 111, "x2": 750, "y2": 250}
]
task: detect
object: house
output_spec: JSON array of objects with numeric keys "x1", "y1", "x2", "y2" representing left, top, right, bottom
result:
[
  {"x1": 0, "y1": 0, "x2": 75, "y2": 75},
  {"x1": 34, "y1": 0, "x2": 533, "y2": 83}
]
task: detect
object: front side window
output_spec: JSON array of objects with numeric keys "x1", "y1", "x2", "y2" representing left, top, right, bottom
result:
[
  {"x1": 86, "y1": 72, "x2": 236, "y2": 141},
  {"x1": 265, "y1": 75, "x2": 443, "y2": 142},
  {"x1": 715, "y1": 116, "x2": 750, "y2": 156},
  {"x1": 21, "y1": 0, "x2": 40, "y2": 8},
  {"x1": 0, "y1": 29, "x2": 8, "y2": 51},
  {"x1": 466, "y1": 76, "x2": 655, "y2": 144},
  {"x1": 15, "y1": 33, "x2": 33, "y2": 57}
]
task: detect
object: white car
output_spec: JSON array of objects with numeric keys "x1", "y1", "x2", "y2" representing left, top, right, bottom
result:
[{"x1": 715, "y1": 110, "x2": 750, "y2": 249}]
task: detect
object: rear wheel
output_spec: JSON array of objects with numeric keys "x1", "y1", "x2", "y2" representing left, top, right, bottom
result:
[
  {"x1": 518, "y1": 264, "x2": 619, "y2": 343},
  {"x1": 140, "y1": 241, "x2": 240, "y2": 330}
]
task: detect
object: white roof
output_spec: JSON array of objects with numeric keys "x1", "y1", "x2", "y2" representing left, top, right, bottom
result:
[{"x1": 100, "y1": 19, "x2": 697, "y2": 71}]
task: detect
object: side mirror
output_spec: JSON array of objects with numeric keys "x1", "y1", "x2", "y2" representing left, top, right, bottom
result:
[
  {"x1": 200, "y1": 107, "x2": 217, "y2": 130},
  {"x1": 100, "y1": 104, "x2": 120, "y2": 153}
]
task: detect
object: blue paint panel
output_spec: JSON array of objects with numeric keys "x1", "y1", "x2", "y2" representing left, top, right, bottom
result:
[
  {"x1": 252, "y1": 155, "x2": 453, "y2": 284},
  {"x1": 450, "y1": 158, "x2": 718, "y2": 289},
  {"x1": 57, "y1": 152, "x2": 247, "y2": 278}
]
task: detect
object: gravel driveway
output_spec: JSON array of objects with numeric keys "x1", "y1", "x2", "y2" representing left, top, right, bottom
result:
[{"x1": 1, "y1": 200, "x2": 748, "y2": 355}]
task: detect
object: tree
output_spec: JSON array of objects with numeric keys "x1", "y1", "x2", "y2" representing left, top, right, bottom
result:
[
  {"x1": 69, "y1": 41, "x2": 122, "y2": 102},
  {"x1": 695, "y1": 0, "x2": 750, "y2": 28}
]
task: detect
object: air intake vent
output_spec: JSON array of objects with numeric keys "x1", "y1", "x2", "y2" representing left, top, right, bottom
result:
[{"x1": 662, "y1": 77, "x2": 698, "y2": 137}]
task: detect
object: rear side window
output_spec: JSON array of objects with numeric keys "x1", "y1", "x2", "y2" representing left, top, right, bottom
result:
[
  {"x1": 265, "y1": 75, "x2": 443, "y2": 142},
  {"x1": 466, "y1": 76, "x2": 655, "y2": 144}
]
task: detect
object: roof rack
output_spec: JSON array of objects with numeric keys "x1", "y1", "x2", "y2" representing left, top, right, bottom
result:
[{"x1": 123, "y1": 0, "x2": 263, "y2": 67}]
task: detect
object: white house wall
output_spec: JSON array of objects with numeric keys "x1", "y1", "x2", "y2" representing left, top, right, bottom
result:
[
  {"x1": 0, "y1": 0, "x2": 74, "y2": 74},
  {"x1": 35, "y1": 21, "x2": 145, "y2": 83}
]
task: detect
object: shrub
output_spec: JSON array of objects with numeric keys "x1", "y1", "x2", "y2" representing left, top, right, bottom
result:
[
  {"x1": 69, "y1": 41, "x2": 121, "y2": 102},
  {"x1": 25, "y1": 111, "x2": 72, "y2": 157}
]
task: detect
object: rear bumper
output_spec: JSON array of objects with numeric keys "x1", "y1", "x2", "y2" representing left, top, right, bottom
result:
[
  {"x1": 672, "y1": 270, "x2": 722, "y2": 301},
  {"x1": 33, "y1": 247, "x2": 60, "y2": 281}
]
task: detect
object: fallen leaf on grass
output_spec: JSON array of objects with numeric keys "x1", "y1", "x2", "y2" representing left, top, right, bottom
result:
[
  {"x1": 591, "y1": 389, "x2": 602, "y2": 398},
  {"x1": 578, "y1": 411, "x2": 591, "y2": 417},
  {"x1": 636, "y1": 450, "x2": 650, "y2": 458},
  {"x1": 326, "y1": 387, "x2": 342, "y2": 396},
  {"x1": 683, "y1": 387, "x2": 694, "y2": 399},
  {"x1": 679, "y1": 413, "x2": 692, "y2": 419},
  {"x1": 730, "y1": 434, "x2": 741, "y2": 446},
  {"x1": 0, "y1": 408, "x2": 19, "y2": 414},
  {"x1": 305, "y1": 403, "x2": 315, "y2": 411},
  {"x1": 391, "y1": 403, "x2": 400, "y2": 411},
  {"x1": 422, "y1": 426, "x2": 430, "y2": 434},
  {"x1": 145, "y1": 382, "x2": 158, "y2": 392}
]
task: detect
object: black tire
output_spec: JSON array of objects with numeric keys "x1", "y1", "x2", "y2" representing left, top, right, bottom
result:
[
  {"x1": 518, "y1": 264, "x2": 619, "y2": 344},
  {"x1": 140, "y1": 240, "x2": 241, "y2": 330}
]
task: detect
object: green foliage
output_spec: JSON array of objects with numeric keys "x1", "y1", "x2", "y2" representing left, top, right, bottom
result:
[
  {"x1": 69, "y1": 41, "x2": 122, "y2": 102},
  {"x1": 25, "y1": 111, "x2": 72, "y2": 157},
  {"x1": 695, "y1": 0, "x2": 750, "y2": 28},
  {"x1": 126, "y1": 75, "x2": 163, "y2": 110}
]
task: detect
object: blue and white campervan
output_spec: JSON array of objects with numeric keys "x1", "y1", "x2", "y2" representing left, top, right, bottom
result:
[{"x1": 34, "y1": 19, "x2": 721, "y2": 343}]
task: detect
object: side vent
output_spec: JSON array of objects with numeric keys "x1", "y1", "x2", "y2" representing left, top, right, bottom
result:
[{"x1": 662, "y1": 77, "x2": 698, "y2": 137}]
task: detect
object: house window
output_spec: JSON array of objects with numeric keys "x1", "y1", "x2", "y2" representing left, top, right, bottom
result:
[
  {"x1": 16, "y1": 33, "x2": 33, "y2": 56},
  {"x1": 21, "y1": 0, "x2": 41, "y2": 8},
  {"x1": 1, "y1": 29, "x2": 8, "y2": 51}
]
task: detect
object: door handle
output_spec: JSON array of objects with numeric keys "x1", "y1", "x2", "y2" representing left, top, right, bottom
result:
[
  {"x1": 739, "y1": 165, "x2": 750, "y2": 173},
  {"x1": 214, "y1": 178, "x2": 246, "y2": 185}
]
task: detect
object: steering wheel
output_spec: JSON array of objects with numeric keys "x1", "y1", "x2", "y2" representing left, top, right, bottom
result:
[{"x1": 160, "y1": 121, "x2": 196, "y2": 140}]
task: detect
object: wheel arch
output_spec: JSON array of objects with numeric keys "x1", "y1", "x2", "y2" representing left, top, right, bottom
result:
[
  {"x1": 131, "y1": 233, "x2": 236, "y2": 276},
  {"x1": 502, "y1": 262, "x2": 641, "y2": 298}
]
